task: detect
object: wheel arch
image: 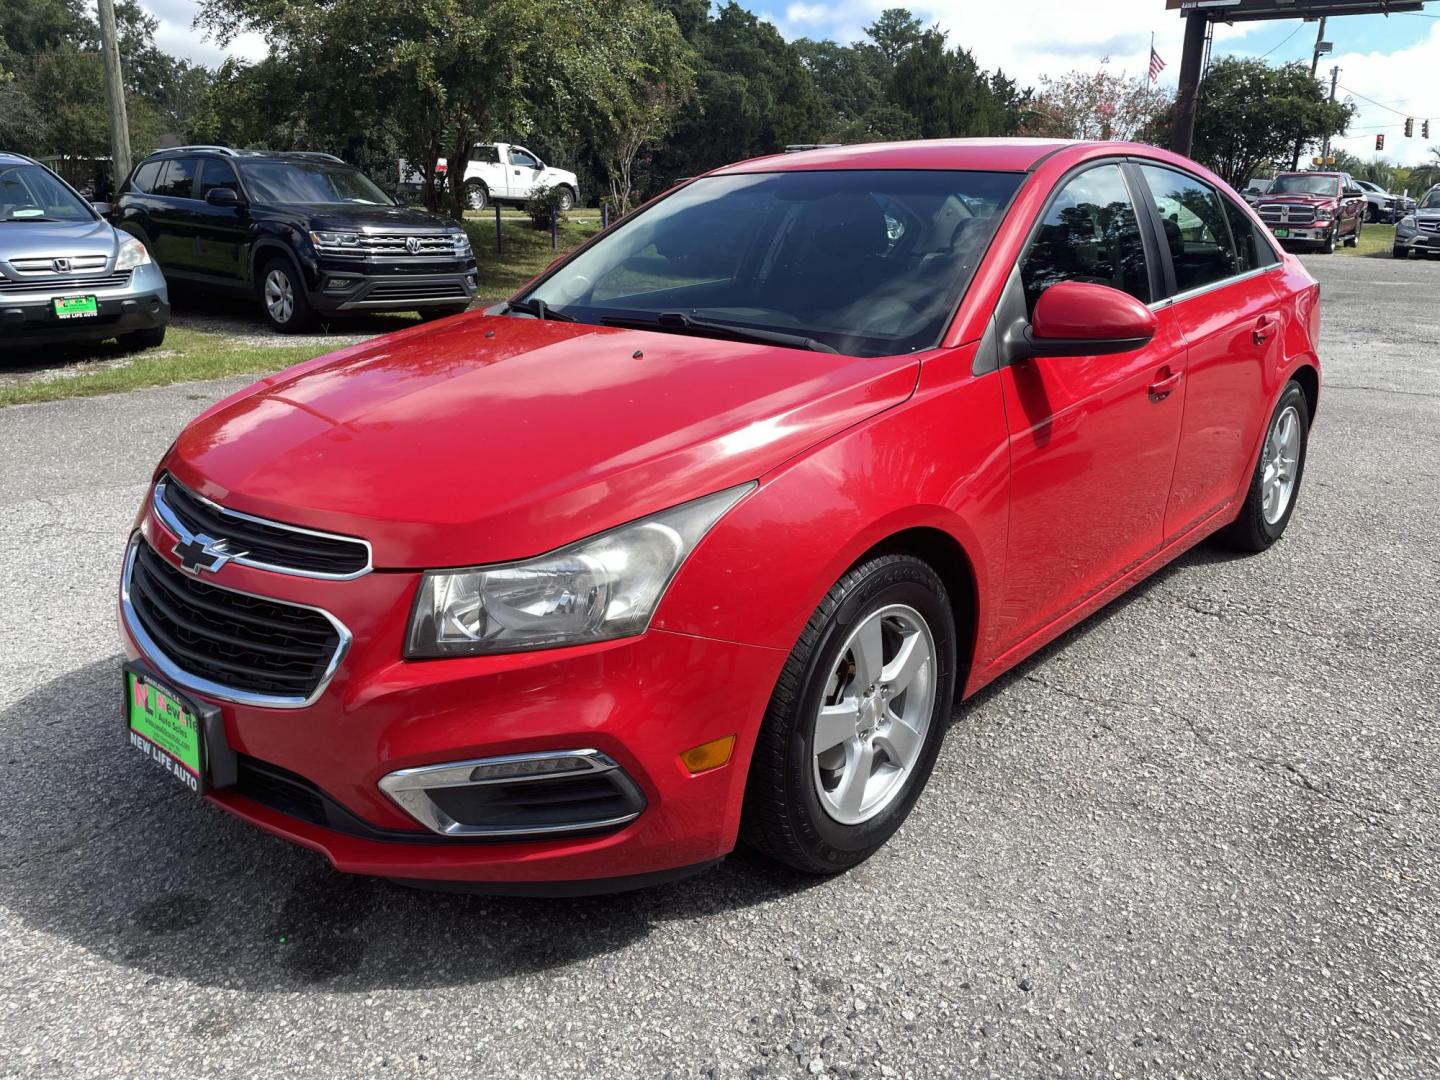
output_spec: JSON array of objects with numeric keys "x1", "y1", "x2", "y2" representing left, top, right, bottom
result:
[
  {"x1": 249, "y1": 239, "x2": 305, "y2": 291},
  {"x1": 1289, "y1": 361, "x2": 1320, "y2": 425}
]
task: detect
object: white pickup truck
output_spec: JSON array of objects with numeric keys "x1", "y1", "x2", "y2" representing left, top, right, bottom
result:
[{"x1": 400, "y1": 143, "x2": 579, "y2": 212}]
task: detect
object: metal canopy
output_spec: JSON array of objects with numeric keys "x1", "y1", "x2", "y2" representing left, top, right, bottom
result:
[{"x1": 1166, "y1": 0, "x2": 1424, "y2": 20}]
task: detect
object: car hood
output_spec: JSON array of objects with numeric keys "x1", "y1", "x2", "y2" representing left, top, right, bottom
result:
[
  {"x1": 266, "y1": 204, "x2": 460, "y2": 232},
  {"x1": 0, "y1": 217, "x2": 117, "y2": 265},
  {"x1": 165, "y1": 315, "x2": 919, "y2": 567}
]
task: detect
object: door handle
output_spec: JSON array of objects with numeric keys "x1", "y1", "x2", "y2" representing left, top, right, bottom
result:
[
  {"x1": 1253, "y1": 316, "x2": 1274, "y2": 346},
  {"x1": 1148, "y1": 368, "x2": 1182, "y2": 401}
]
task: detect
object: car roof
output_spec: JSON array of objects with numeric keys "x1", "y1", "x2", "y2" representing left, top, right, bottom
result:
[
  {"x1": 0, "y1": 151, "x2": 38, "y2": 167},
  {"x1": 139, "y1": 147, "x2": 346, "y2": 165},
  {"x1": 705, "y1": 138, "x2": 1084, "y2": 176}
]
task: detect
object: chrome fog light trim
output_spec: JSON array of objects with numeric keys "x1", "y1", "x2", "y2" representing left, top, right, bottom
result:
[{"x1": 378, "y1": 749, "x2": 644, "y2": 838}]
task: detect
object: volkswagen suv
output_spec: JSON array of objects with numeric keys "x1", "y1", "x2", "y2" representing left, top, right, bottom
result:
[
  {"x1": 1, "y1": 152, "x2": 168, "y2": 351},
  {"x1": 112, "y1": 147, "x2": 478, "y2": 332}
]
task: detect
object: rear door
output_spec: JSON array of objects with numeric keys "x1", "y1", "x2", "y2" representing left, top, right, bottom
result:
[
  {"x1": 146, "y1": 157, "x2": 201, "y2": 274},
  {"x1": 1133, "y1": 163, "x2": 1287, "y2": 539},
  {"x1": 994, "y1": 162, "x2": 1189, "y2": 651}
]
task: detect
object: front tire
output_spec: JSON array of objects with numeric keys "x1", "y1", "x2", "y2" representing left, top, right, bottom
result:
[
  {"x1": 116, "y1": 325, "x2": 165, "y2": 352},
  {"x1": 1319, "y1": 227, "x2": 1337, "y2": 254},
  {"x1": 1394, "y1": 245, "x2": 1410, "y2": 259},
  {"x1": 555, "y1": 186, "x2": 576, "y2": 212},
  {"x1": 1219, "y1": 380, "x2": 1311, "y2": 553},
  {"x1": 258, "y1": 258, "x2": 313, "y2": 333},
  {"x1": 741, "y1": 554, "x2": 957, "y2": 875}
]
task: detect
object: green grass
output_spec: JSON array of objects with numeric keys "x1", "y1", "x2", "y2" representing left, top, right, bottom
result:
[
  {"x1": 0, "y1": 215, "x2": 602, "y2": 408},
  {"x1": 1332, "y1": 222, "x2": 1396, "y2": 258}
]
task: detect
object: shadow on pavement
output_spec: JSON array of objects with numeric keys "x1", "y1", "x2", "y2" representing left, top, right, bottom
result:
[{"x1": 0, "y1": 657, "x2": 820, "y2": 992}]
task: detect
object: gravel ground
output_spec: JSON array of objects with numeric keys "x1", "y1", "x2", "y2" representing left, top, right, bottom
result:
[{"x1": 0, "y1": 254, "x2": 1436, "y2": 1080}]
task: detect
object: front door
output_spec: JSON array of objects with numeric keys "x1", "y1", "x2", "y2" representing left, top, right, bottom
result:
[
  {"x1": 193, "y1": 157, "x2": 250, "y2": 285},
  {"x1": 507, "y1": 146, "x2": 543, "y2": 199},
  {"x1": 994, "y1": 162, "x2": 1188, "y2": 652}
]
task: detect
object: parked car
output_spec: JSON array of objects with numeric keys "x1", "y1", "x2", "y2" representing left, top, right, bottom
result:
[
  {"x1": 1241, "y1": 177, "x2": 1272, "y2": 205},
  {"x1": 119, "y1": 139, "x2": 1320, "y2": 893},
  {"x1": 1353, "y1": 179, "x2": 1406, "y2": 223},
  {"x1": 1392, "y1": 185, "x2": 1440, "y2": 258},
  {"x1": 400, "y1": 143, "x2": 579, "y2": 212},
  {"x1": 0, "y1": 151, "x2": 168, "y2": 351},
  {"x1": 1253, "y1": 171, "x2": 1367, "y2": 252},
  {"x1": 112, "y1": 146, "x2": 478, "y2": 332}
]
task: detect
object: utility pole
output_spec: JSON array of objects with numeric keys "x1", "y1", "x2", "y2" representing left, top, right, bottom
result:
[
  {"x1": 1290, "y1": 16, "x2": 1328, "y2": 170},
  {"x1": 1321, "y1": 65, "x2": 1340, "y2": 163},
  {"x1": 1169, "y1": 11, "x2": 1209, "y2": 156},
  {"x1": 97, "y1": 0, "x2": 132, "y2": 183}
]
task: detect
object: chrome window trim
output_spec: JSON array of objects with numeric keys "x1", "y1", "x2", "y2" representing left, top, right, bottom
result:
[
  {"x1": 379, "y1": 749, "x2": 643, "y2": 838},
  {"x1": 1148, "y1": 264, "x2": 1279, "y2": 312},
  {"x1": 153, "y1": 476, "x2": 373, "y2": 581},
  {"x1": 120, "y1": 535, "x2": 352, "y2": 710}
]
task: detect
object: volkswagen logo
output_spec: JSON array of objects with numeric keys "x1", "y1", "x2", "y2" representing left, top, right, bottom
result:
[
  {"x1": 404, "y1": 236, "x2": 421, "y2": 255},
  {"x1": 52, "y1": 257, "x2": 71, "y2": 273}
]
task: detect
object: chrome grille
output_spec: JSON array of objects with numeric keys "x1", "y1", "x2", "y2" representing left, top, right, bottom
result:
[
  {"x1": 122, "y1": 538, "x2": 348, "y2": 708},
  {"x1": 153, "y1": 475, "x2": 372, "y2": 579},
  {"x1": 9, "y1": 254, "x2": 110, "y2": 275},
  {"x1": 0, "y1": 271, "x2": 131, "y2": 295},
  {"x1": 314, "y1": 233, "x2": 461, "y2": 258},
  {"x1": 1417, "y1": 219, "x2": 1440, "y2": 234},
  {"x1": 1257, "y1": 204, "x2": 1317, "y2": 225}
]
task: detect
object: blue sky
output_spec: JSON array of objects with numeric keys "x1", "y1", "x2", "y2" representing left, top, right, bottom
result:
[{"x1": 140, "y1": 0, "x2": 1440, "y2": 171}]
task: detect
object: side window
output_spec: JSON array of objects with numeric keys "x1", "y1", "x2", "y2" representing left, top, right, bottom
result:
[
  {"x1": 152, "y1": 158, "x2": 199, "y2": 200},
  {"x1": 197, "y1": 158, "x2": 240, "y2": 199},
  {"x1": 471, "y1": 145, "x2": 501, "y2": 165},
  {"x1": 1222, "y1": 197, "x2": 1280, "y2": 272},
  {"x1": 509, "y1": 148, "x2": 539, "y2": 169},
  {"x1": 1020, "y1": 163, "x2": 1150, "y2": 314},
  {"x1": 1137, "y1": 165, "x2": 1238, "y2": 294},
  {"x1": 130, "y1": 160, "x2": 162, "y2": 194}
]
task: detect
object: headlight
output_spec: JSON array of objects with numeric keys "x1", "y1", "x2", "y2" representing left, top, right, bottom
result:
[
  {"x1": 451, "y1": 231, "x2": 472, "y2": 257},
  {"x1": 405, "y1": 483, "x2": 755, "y2": 657},
  {"x1": 310, "y1": 230, "x2": 362, "y2": 249},
  {"x1": 114, "y1": 235, "x2": 151, "y2": 271},
  {"x1": 1399, "y1": 215, "x2": 1417, "y2": 231}
]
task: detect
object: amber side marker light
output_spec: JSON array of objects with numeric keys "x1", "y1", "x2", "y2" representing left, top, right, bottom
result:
[{"x1": 680, "y1": 735, "x2": 736, "y2": 775}]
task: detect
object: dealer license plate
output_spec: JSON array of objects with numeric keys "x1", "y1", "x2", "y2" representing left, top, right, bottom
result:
[
  {"x1": 54, "y1": 295, "x2": 98, "y2": 320},
  {"x1": 126, "y1": 669, "x2": 207, "y2": 794},
  {"x1": 1272, "y1": 229, "x2": 1290, "y2": 238}
]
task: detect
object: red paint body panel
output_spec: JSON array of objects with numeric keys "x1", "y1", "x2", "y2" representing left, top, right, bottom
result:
[{"x1": 120, "y1": 139, "x2": 1323, "y2": 885}]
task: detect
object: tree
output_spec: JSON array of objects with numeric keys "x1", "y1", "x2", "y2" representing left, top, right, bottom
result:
[
  {"x1": 889, "y1": 28, "x2": 1024, "y2": 139},
  {"x1": 864, "y1": 8, "x2": 924, "y2": 70},
  {"x1": 1026, "y1": 60, "x2": 1172, "y2": 142},
  {"x1": 1179, "y1": 57, "x2": 1353, "y2": 188}
]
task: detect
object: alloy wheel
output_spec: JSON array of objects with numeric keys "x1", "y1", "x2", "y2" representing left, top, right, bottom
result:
[
  {"x1": 1261, "y1": 404, "x2": 1302, "y2": 525},
  {"x1": 264, "y1": 268, "x2": 294, "y2": 324},
  {"x1": 812, "y1": 604, "x2": 936, "y2": 826}
]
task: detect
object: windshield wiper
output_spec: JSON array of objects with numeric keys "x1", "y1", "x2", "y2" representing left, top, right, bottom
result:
[
  {"x1": 503, "y1": 297, "x2": 573, "y2": 322},
  {"x1": 599, "y1": 311, "x2": 837, "y2": 353},
  {"x1": 2, "y1": 215, "x2": 63, "y2": 223}
]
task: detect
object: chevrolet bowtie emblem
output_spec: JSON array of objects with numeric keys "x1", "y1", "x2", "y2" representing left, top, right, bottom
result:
[{"x1": 173, "y1": 534, "x2": 244, "y2": 575}]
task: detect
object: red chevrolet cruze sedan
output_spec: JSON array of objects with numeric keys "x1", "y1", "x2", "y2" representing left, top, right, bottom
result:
[{"x1": 119, "y1": 140, "x2": 1320, "y2": 893}]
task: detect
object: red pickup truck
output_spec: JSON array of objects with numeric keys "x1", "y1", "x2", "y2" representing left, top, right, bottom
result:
[{"x1": 1252, "y1": 171, "x2": 1367, "y2": 253}]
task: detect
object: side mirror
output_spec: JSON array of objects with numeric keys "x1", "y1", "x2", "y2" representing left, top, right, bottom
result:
[
  {"x1": 1023, "y1": 281, "x2": 1158, "y2": 359},
  {"x1": 205, "y1": 187, "x2": 244, "y2": 208}
]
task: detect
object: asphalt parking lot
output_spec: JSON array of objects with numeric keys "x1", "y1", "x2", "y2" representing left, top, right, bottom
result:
[{"x1": 1, "y1": 252, "x2": 1436, "y2": 1079}]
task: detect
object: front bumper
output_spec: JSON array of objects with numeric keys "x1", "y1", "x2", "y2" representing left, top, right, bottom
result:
[
  {"x1": 308, "y1": 264, "x2": 479, "y2": 314},
  {"x1": 0, "y1": 261, "x2": 169, "y2": 346},
  {"x1": 1269, "y1": 224, "x2": 1334, "y2": 244},
  {"x1": 1393, "y1": 229, "x2": 1437, "y2": 252},
  {"x1": 119, "y1": 508, "x2": 786, "y2": 887}
]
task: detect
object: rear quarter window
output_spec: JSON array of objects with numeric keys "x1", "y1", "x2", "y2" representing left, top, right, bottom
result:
[{"x1": 130, "y1": 160, "x2": 163, "y2": 194}]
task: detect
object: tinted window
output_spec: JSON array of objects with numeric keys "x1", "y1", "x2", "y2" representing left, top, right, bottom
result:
[
  {"x1": 1021, "y1": 164, "x2": 1149, "y2": 313},
  {"x1": 1138, "y1": 165, "x2": 1237, "y2": 294},
  {"x1": 509, "y1": 148, "x2": 539, "y2": 168},
  {"x1": 526, "y1": 169, "x2": 1023, "y2": 358},
  {"x1": 1222, "y1": 197, "x2": 1280, "y2": 272},
  {"x1": 131, "y1": 160, "x2": 162, "y2": 194},
  {"x1": 153, "y1": 158, "x2": 199, "y2": 199},
  {"x1": 198, "y1": 158, "x2": 240, "y2": 199}
]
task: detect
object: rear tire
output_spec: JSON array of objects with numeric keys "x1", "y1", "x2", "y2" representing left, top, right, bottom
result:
[
  {"x1": 116, "y1": 325, "x2": 165, "y2": 352},
  {"x1": 1219, "y1": 380, "x2": 1310, "y2": 553},
  {"x1": 258, "y1": 257, "x2": 313, "y2": 333},
  {"x1": 741, "y1": 554, "x2": 957, "y2": 875},
  {"x1": 465, "y1": 181, "x2": 488, "y2": 212}
]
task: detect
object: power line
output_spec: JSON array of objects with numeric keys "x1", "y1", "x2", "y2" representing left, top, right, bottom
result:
[
  {"x1": 1337, "y1": 83, "x2": 1436, "y2": 122},
  {"x1": 1256, "y1": 22, "x2": 1305, "y2": 60}
]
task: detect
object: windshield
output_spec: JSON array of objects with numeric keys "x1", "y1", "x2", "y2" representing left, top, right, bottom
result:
[
  {"x1": 523, "y1": 169, "x2": 1023, "y2": 357},
  {"x1": 239, "y1": 161, "x2": 393, "y2": 206},
  {"x1": 1268, "y1": 174, "x2": 1340, "y2": 197},
  {"x1": 0, "y1": 163, "x2": 93, "y2": 222},
  {"x1": 1419, "y1": 189, "x2": 1440, "y2": 210}
]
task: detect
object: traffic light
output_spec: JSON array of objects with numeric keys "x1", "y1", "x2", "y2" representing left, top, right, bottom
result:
[
  {"x1": 1426, "y1": 120, "x2": 1432, "y2": 140},
  {"x1": 1405, "y1": 117, "x2": 1415, "y2": 137},
  {"x1": 1377, "y1": 134, "x2": 1386, "y2": 151}
]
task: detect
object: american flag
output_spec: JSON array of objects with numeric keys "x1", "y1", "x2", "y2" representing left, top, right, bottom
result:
[{"x1": 1149, "y1": 43, "x2": 1167, "y2": 83}]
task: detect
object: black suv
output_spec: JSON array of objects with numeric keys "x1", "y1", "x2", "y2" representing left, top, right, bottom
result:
[{"x1": 112, "y1": 147, "x2": 478, "y2": 331}]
